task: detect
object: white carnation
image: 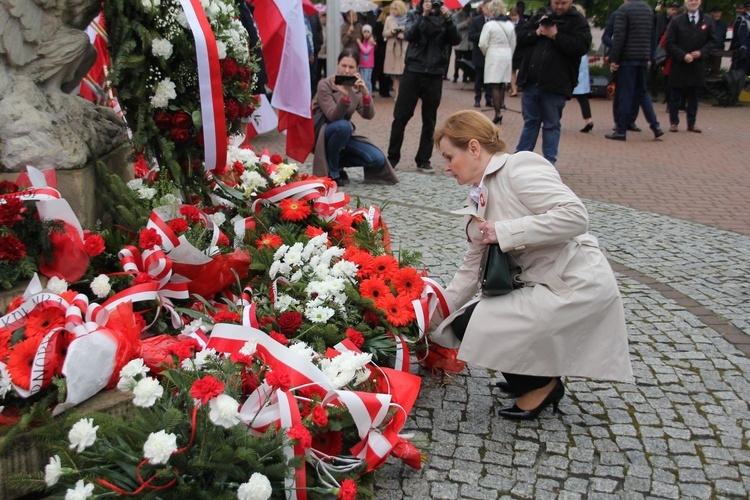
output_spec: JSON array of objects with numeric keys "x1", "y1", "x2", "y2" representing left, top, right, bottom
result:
[
  {"x1": 45, "y1": 455, "x2": 63, "y2": 486},
  {"x1": 175, "y1": 10, "x2": 189, "y2": 28},
  {"x1": 208, "y1": 394, "x2": 241, "y2": 428},
  {"x1": 240, "y1": 170, "x2": 268, "y2": 193},
  {"x1": 65, "y1": 479, "x2": 94, "y2": 500},
  {"x1": 150, "y1": 78, "x2": 177, "y2": 108},
  {"x1": 160, "y1": 193, "x2": 180, "y2": 205},
  {"x1": 90, "y1": 274, "x2": 111, "y2": 299},
  {"x1": 216, "y1": 40, "x2": 228, "y2": 59},
  {"x1": 237, "y1": 472, "x2": 273, "y2": 500},
  {"x1": 151, "y1": 38, "x2": 174, "y2": 59},
  {"x1": 120, "y1": 358, "x2": 150, "y2": 379},
  {"x1": 127, "y1": 178, "x2": 144, "y2": 190},
  {"x1": 47, "y1": 276, "x2": 68, "y2": 294},
  {"x1": 140, "y1": 0, "x2": 161, "y2": 11},
  {"x1": 143, "y1": 430, "x2": 178, "y2": 465},
  {"x1": 209, "y1": 212, "x2": 226, "y2": 227},
  {"x1": 239, "y1": 340, "x2": 257, "y2": 356},
  {"x1": 68, "y1": 418, "x2": 98, "y2": 453},
  {"x1": 132, "y1": 377, "x2": 164, "y2": 407}
]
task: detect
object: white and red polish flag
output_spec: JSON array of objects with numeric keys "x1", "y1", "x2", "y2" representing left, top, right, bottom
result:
[
  {"x1": 443, "y1": 0, "x2": 471, "y2": 9},
  {"x1": 251, "y1": 0, "x2": 315, "y2": 162}
]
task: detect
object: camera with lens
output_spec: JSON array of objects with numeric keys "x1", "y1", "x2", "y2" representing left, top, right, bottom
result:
[
  {"x1": 430, "y1": 0, "x2": 443, "y2": 14},
  {"x1": 536, "y1": 7, "x2": 562, "y2": 27}
]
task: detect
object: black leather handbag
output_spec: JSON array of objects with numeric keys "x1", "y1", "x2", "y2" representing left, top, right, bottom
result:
[{"x1": 480, "y1": 244, "x2": 522, "y2": 296}]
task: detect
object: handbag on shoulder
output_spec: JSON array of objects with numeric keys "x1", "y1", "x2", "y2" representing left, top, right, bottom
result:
[{"x1": 479, "y1": 244, "x2": 522, "y2": 296}]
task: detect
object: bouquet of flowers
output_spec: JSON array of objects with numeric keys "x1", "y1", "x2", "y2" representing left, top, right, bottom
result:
[{"x1": 103, "y1": 0, "x2": 260, "y2": 196}]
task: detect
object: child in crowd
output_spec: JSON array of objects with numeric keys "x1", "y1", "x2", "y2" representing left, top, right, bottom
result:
[{"x1": 357, "y1": 25, "x2": 376, "y2": 95}]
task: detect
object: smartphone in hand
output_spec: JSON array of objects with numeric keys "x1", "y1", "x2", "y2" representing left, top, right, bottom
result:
[{"x1": 334, "y1": 75, "x2": 358, "y2": 86}]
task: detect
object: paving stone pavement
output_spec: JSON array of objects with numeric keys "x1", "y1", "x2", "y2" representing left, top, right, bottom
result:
[{"x1": 308, "y1": 169, "x2": 750, "y2": 499}]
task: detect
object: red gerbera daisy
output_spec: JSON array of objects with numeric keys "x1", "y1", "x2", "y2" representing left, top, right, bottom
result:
[
  {"x1": 359, "y1": 277, "x2": 390, "y2": 302},
  {"x1": 372, "y1": 255, "x2": 399, "y2": 281},
  {"x1": 255, "y1": 233, "x2": 283, "y2": 249},
  {"x1": 312, "y1": 430, "x2": 342, "y2": 457},
  {"x1": 190, "y1": 375, "x2": 225, "y2": 404},
  {"x1": 279, "y1": 198, "x2": 312, "y2": 222},
  {"x1": 379, "y1": 294, "x2": 416, "y2": 327},
  {"x1": 343, "y1": 247, "x2": 375, "y2": 278},
  {"x1": 5, "y1": 336, "x2": 53, "y2": 390},
  {"x1": 305, "y1": 225, "x2": 326, "y2": 239},
  {"x1": 0, "y1": 328, "x2": 12, "y2": 361},
  {"x1": 391, "y1": 266, "x2": 426, "y2": 300},
  {"x1": 24, "y1": 303, "x2": 65, "y2": 340}
]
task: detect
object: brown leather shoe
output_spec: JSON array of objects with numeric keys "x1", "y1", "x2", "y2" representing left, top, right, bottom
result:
[
  {"x1": 687, "y1": 125, "x2": 702, "y2": 133},
  {"x1": 669, "y1": 124, "x2": 678, "y2": 132}
]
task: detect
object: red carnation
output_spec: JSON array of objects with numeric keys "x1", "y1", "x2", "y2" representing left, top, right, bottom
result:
[
  {"x1": 168, "y1": 338, "x2": 201, "y2": 360},
  {"x1": 179, "y1": 205, "x2": 202, "y2": 223},
  {"x1": 345, "y1": 328, "x2": 365, "y2": 349},
  {"x1": 269, "y1": 330, "x2": 289, "y2": 345},
  {"x1": 230, "y1": 351, "x2": 254, "y2": 366},
  {"x1": 133, "y1": 272, "x2": 154, "y2": 285},
  {"x1": 190, "y1": 375, "x2": 225, "y2": 404},
  {"x1": 154, "y1": 112, "x2": 173, "y2": 130},
  {"x1": 168, "y1": 218, "x2": 190, "y2": 233},
  {"x1": 172, "y1": 110, "x2": 193, "y2": 129},
  {"x1": 0, "y1": 234, "x2": 26, "y2": 261},
  {"x1": 138, "y1": 228, "x2": 162, "y2": 250},
  {"x1": 225, "y1": 99, "x2": 240, "y2": 121},
  {"x1": 338, "y1": 479, "x2": 357, "y2": 500},
  {"x1": 0, "y1": 196, "x2": 25, "y2": 227},
  {"x1": 169, "y1": 128, "x2": 191, "y2": 144},
  {"x1": 270, "y1": 154, "x2": 284, "y2": 165},
  {"x1": 266, "y1": 367, "x2": 292, "y2": 391},
  {"x1": 83, "y1": 234, "x2": 106, "y2": 257},
  {"x1": 213, "y1": 310, "x2": 241, "y2": 324},
  {"x1": 232, "y1": 161, "x2": 245, "y2": 175},
  {"x1": 286, "y1": 423, "x2": 312, "y2": 449},
  {"x1": 277, "y1": 311, "x2": 303, "y2": 334},
  {"x1": 217, "y1": 232, "x2": 230, "y2": 247},
  {"x1": 311, "y1": 404, "x2": 329, "y2": 427},
  {"x1": 221, "y1": 57, "x2": 238, "y2": 79}
]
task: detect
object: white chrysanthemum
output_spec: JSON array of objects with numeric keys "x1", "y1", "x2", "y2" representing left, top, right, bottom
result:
[
  {"x1": 0, "y1": 365, "x2": 12, "y2": 398},
  {"x1": 353, "y1": 367, "x2": 371, "y2": 386},
  {"x1": 237, "y1": 472, "x2": 273, "y2": 500},
  {"x1": 270, "y1": 162, "x2": 298, "y2": 184},
  {"x1": 140, "y1": 0, "x2": 160, "y2": 11},
  {"x1": 68, "y1": 418, "x2": 99, "y2": 453},
  {"x1": 239, "y1": 340, "x2": 257, "y2": 356},
  {"x1": 47, "y1": 276, "x2": 68, "y2": 294},
  {"x1": 150, "y1": 77, "x2": 177, "y2": 108},
  {"x1": 304, "y1": 305, "x2": 335, "y2": 324},
  {"x1": 208, "y1": 394, "x2": 241, "y2": 428},
  {"x1": 288, "y1": 341, "x2": 316, "y2": 361},
  {"x1": 330, "y1": 260, "x2": 358, "y2": 279},
  {"x1": 318, "y1": 351, "x2": 373, "y2": 389},
  {"x1": 227, "y1": 145, "x2": 259, "y2": 165},
  {"x1": 209, "y1": 212, "x2": 226, "y2": 227},
  {"x1": 182, "y1": 347, "x2": 218, "y2": 370},
  {"x1": 90, "y1": 274, "x2": 111, "y2": 299},
  {"x1": 44, "y1": 455, "x2": 62, "y2": 486},
  {"x1": 273, "y1": 294, "x2": 299, "y2": 312},
  {"x1": 268, "y1": 261, "x2": 281, "y2": 279},
  {"x1": 289, "y1": 270, "x2": 303, "y2": 283},
  {"x1": 240, "y1": 170, "x2": 268, "y2": 193},
  {"x1": 273, "y1": 244, "x2": 289, "y2": 260},
  {"x1": 132, "y1": 377, "x2": 164, "y2": 407},
  {"x1": 216, "y1": 40, "x2": 228, "y2": 59},
  {"x1": 183, "y1": 318, "x2": 213, "y2": 336},
  {"x1": 126, "y1": 178, "x2": 144, "y2": 190},
  {"x1": 65, "y1": 479, "x2": 94, "y2": 500},
  {"x1": 160, "y1": 193, "x2": 180, "y2": 205},
  {"x1": 283, "y1": 243, "x2": 304, "y2": 267},
  {"x1": 151, "y1": 38, "x2": 174, "y2": 59},
  {"x1": 143, "y1": 430, "x2": 178, "y2": 465},
  {"x1": 308, "y1": 232, "x2": 329, "y2": 250},
  {"x1": 205, "y1": 1, "x2": 221, "y2": 19}
]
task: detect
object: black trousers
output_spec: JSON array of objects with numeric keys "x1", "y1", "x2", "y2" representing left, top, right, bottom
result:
[
  {"x1": 668, "y1": 86, "x2": 699, "y2": 127},
  {"x1": 451, "y1": 301, "x2": 553, "y2": 395},
  {"x1": 473, "y1": 65, "x2": 492, "y2": 101},
  {"x1": 387, "y1": 70, "x2": 443, "y2": 167}
]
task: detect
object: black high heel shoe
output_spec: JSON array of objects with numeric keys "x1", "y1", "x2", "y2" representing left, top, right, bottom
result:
[
  {"x1": 497, "y1": 379, "x2": 565, "y2": 420},
  {"x1": 493, "y1": 113, "x2": 503, "y2": 125},
  {"x1": 580, "y1": 122, "x2": 594, "y2": 133}
]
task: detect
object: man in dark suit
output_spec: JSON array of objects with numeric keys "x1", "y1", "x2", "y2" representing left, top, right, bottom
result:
[
  {"x1": 708, "y1": 6, "x2": 728, "y2": 76},
  {"x1": 665, "y1": 0, "x2": 716, "y2": 133},
  {"x1": 468, "y1": 0, "x2": 493, "y2": 108}
]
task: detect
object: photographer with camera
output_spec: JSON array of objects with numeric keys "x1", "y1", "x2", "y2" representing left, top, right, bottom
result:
[
  {"x1": 311, "y1": 49, "x2": 398, "y2": 187},
  {"x1": 514, "y1": 0, "x2": 591, "y2": 166},
  {"x1": 387, "y1": 0, "x2": 461, "y2": 173}
]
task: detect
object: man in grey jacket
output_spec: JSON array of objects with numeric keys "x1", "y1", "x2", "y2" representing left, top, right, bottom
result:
[{"x1": 605, "y1": 0, "x2": 664, "y2": 141}]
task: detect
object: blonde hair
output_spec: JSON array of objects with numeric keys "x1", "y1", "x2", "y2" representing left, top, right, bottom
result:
[
  {"x1": 390, "y1": 0, "x2": 408, "y2": 17},
  {"x1": 487, "y1": 0, "x2": 506, "y2": 17},
  {"x1": 434, "y1": 110, "x2": 506, "y2": 155}
]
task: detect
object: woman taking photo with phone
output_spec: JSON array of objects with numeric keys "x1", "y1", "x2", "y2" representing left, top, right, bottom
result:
[{"x1": 311, "y1": 49, "x2": 398, "y2": 186}]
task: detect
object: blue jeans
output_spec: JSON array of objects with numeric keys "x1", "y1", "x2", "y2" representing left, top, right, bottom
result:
[
  {"x1": 614, "y1": 62, "x2": 660, "y2": 134},
  {"x1": 515, "y1": 83, "x2": 567, "y2": 165},
  {"x1": 324, "y1": 120, "x2": 385, "y2": 179},
  {"x1": 359, "y1": 68, "x2": 373, "y2": 95}
]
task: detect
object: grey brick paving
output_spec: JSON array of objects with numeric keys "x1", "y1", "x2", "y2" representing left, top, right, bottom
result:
[{"x1": 305, "y1": 168, "x2": 750, "y2": 498}]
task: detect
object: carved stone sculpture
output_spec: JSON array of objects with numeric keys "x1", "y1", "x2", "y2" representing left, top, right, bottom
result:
[{"x1": 0, "y1": 0, "x2": 127, "y2": 172}]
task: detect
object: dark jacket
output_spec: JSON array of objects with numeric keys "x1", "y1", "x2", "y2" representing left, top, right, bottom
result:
[
  {"x1": 610, "y1": 0, "x2": 654, "y2": 62},
  {"x1": 403, "y1": 7, "x2": 461, "y2": 75},
  {"x1": 713, "y1": 19, "x2": 728, "y2": 51},
  {"x1": 469, "y1": 13, "x2": 488, "y2": 67},
  {"x1": 516, "y1": 6, "x2": 592, "y2": 98},
  {"x1": 666, "y1": 11, "x2": 716, "y2": 87}
]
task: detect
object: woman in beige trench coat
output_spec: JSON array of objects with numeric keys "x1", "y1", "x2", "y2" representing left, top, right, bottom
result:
[{"x1": 430, "y1": 110, "x2": 632, "y2": 420}]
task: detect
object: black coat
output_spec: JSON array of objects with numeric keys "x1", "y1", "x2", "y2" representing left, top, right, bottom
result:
[
  {"x1": 610, "y1": 0, "x2": 654, "y2": 62},
  {"x1": 403, "y1": 8, "x2": 461, "y2": 75},
  {"x1": 666, "y1": 12, "x2": 716, "y2": 87},
  {"x1": 468, "y1": 14, "x2": 487, "y2": 67}
]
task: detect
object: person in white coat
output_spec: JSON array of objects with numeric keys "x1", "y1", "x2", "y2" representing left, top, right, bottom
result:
[
  {"x1": 479, "y1": 0, "x2": 516, "y2": 124},
  {"x1": 431, "y1": 110, "x2": 632, "y2": 420}
]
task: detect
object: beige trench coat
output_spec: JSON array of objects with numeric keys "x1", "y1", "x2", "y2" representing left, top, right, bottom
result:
[
  {"x1": 383, "y1": 16, "x2": 409, "y2": 76},
  {"x1": 311, "y1": 77, "x2": 398, "y2": 185},
  {"x1": 430, "y1": 152, "x2": 632, "y2": 381}
]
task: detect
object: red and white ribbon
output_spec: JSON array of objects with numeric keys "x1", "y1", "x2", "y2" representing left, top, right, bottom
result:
[{"x1": 177, "y1": 0, "x2": 227, "y2": 171}]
